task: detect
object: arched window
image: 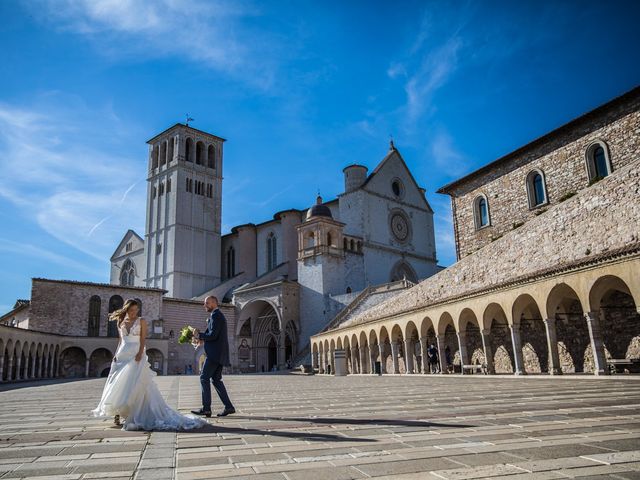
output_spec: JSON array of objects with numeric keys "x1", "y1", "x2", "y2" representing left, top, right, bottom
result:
[
  {"x1": 207, "y1": 145, "x2": 215, "y2": 169},
  {"x1": 167, "y1": 137, "x2": 174, "y2": 163},
  {"x1": 152, "y1": 186, "x2": 157, "y2": 199},
  {"x1": 196, "y1": 141, "x2": 204, "y2": 165},
  {"x1": 350, "y1": 239, "x2": 355, "y2": 250},
  {"x1": 267, "y1": 233, "x2": 277, "y2": 271},
  {"x1": 526, "y1": 169, "x2": 547, "y2": 208},
  {"x1": 159, "y1": 182, "x2": 164, "y2": 196},
  {"x1": 152, "y1": 144, "x2": 159, "y2": 169},
  {"x1": 357, "y1": 241, "x2": 362, "y2": 252},
  {"x1": 346, "y1": 286, "x2": 352, "y2": 294},
  {"x1": 185, "y1": 138, "x2": 193, "y2": 162},
  {"x1": 120, "y1": 259, "x2": 135, "y2": 286},
  {"x1": 343, "y1": 238, "x2": 347, "y2": 250},
  {"x1": 473, "y1": 195, "x2": 490, "y2": 229},
  {"x1": 167, "y1": 178, "x2": 171, "y2": 193},
  {"x1": 585, "y1": 141, "x2": 612, "y2": 182},
  {"x1": 88, "y1": 295, "x2": 101, "y2": 337},
  {"x1": 306, "y1": 232, "x2": 315, "y2": 249},
  {"x1": 226, "y1": 246, "x2": 236, "y2": 278},
  {"x1": 160, "y1": 141, "x2": 167, "y2": 167},
  {"x1": 108, "y1": 295, "x2": 123, "y2": 337},
  {"x1": 327, "y1": 232, "x2": 332, "y2": 247}
]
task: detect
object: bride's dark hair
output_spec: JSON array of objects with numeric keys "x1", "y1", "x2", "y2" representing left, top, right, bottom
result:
[{"x1": 109, "y1": 298, "x2": 140, "y2": 327}]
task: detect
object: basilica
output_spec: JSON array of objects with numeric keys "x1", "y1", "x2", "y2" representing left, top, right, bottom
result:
[{"x1": 110, "y1": 123, "x2": 440, "y2": 373}]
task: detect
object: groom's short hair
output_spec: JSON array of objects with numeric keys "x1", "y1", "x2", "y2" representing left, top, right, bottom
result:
[{"x1": 205, "y1": 295, "x2": 218, "y2": 305}]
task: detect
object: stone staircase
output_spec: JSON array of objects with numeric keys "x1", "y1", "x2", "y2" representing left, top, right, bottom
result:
[{"x1": 291, "y1": 279, "x2": 415, "y2": 368}]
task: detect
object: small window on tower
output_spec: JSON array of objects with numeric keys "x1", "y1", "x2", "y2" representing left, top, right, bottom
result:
[
  {"x1": 167, "y1": 178, "x2": 171, "y2": 193},
  {"x1": 156, "y1": 243, "x2": 162, "y2": 255}
]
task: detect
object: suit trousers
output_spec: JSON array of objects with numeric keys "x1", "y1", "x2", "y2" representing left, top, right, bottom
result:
[{"x1": 200, "y1": 357, "x2": 234, "y2": 410}]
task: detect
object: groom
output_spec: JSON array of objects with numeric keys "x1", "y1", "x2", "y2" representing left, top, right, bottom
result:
[{"x1": 191, "y1": 296, "x2": 235, "y2": 418}]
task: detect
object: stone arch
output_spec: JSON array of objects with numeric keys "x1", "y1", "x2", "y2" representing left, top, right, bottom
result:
[
  {"x1": 390, "y1": 260, "x2": 418, "y2": 283},
  {"x1": 59, "y1": 346, "x2": 87, "y2": 378},
  {"x1": 483, "y1": 303, "x2": 514, "y2": 374},
  {"x1": 185, "y1": 137, "x2": 194, "y2": 162},
  {"x1": 378, "y1": 326, "x2": 390, "y2": 374},
  {"x1": 404, "y1": 321, "x2": 419, "y2": 373},
  {"x1": 147, "y1": 348, "x2": 164, "y2": 375},
  {"x1": 237, "y1": 299, "x2": 284, "y2": 373},
  {"x1": 459, "y1": 308, "x2": 484, "y2": 367},
  {"x1": 589, "y1": 275, "x2": 640, "y2": 361},
  {"x1": 89, "y1": 348, "x2": 113, "y2": 377},
  {"x1": 512, "y1": 293, "x2": 548, "y2": 373},
  {"x1": 389, "y1": 325, "x2": 404, "y2": 374},
  {"x1": 546, "y1": 283, "x2": 589, "y2": 373},
  {"x1": 207, "y1": 144, "x2": 215, "y2": 168}
]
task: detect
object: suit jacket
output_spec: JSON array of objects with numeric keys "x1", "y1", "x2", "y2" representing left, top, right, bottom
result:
[{"x1": 198, "y1": 308, "x2": 230, "y2": 366}]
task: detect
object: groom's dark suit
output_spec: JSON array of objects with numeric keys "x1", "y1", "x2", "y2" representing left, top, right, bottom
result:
[{"x1": 198, "y1": 308, "x2": 234, "y2": 411}]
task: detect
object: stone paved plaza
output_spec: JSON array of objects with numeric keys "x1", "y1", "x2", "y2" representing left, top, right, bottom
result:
[{"x1": 1, "y1": 375, "x2": 640, "y2": 480}]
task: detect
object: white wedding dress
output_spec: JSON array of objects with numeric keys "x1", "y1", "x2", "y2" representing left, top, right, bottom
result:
[{"x1": 92, "y1": 316, "x2": 207, "y2": 431}]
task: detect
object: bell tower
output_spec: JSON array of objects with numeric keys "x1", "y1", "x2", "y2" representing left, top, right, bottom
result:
[{"x1": 144, "y1": 124, "x2": 224, "y2": 298}]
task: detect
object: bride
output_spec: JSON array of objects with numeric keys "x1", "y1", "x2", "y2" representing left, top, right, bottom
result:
[{"x1": 92, "y1": 298, "x2": 206, "y2": 431}]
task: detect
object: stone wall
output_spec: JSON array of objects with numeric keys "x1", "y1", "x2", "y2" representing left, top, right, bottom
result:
[
  {"x1": 344, "y1": 157, "x2": 640, "y2": 326},
  {"x1": 161, "y1": 298, "x2": 237, "y2": 374},
  {"x1": 446, "y1": 90, "x2": 640, "y2": 259},
  {"x1": 29, "y1": 279, "x2": 164, "y2": 337}
]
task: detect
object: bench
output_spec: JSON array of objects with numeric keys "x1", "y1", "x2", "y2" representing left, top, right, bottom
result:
[
  {"x1": 608, "y1": 358, "x2": 640, "y2": 374},
  {"x1": 462, "y1": 364, "x2": 487, "y2": 375}
]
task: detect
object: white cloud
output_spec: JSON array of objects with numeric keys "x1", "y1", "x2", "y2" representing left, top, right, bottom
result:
[
  {"x1": 0, "y1": 238, "x2": 104, "y2": 277},
  {"x1": 429, "y1": 129, "x2": 469, "y2": 178},
  {"x1": 25, "y1": 0, "x2": 283, "y2": 90},
  {"x1": 0, "y1": 93, "x2": 147, "y2": 262}
]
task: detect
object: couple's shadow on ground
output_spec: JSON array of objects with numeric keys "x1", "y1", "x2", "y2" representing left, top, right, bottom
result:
[{"x1": 184, "y1": 415, "x2": 474, "y2": 443}]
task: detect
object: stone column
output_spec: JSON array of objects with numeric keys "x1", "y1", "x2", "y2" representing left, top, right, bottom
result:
[
  {"x1": 371, "y1": 346, "x2": 379, "y2": 374},
  {"x1": 543, "y1": 318, "x2": 562, "y2": 375},
  {"x1": 329, "y1": 349, "x2": 335, "y2": 375},
  {"x1": 7, "y1": 355, "x2": 14, "y2": 381},
  {"x1": 509, "y1": 323, "x2": 526, "y2": 375},
  {"x1": 585, "y1": 311, "x2": 608, "y2": 375},
  {"x1": 457, "y1": 332, "x2": 469, "y2": 368},
  {"x1": 0, "y1": 354, "x2": 4, "y2": 381},
  {"x1": 38, "y1": 355, "x2": 44, "y2": 378},
  {"x1": 390, "y1": 342, "x2": 400, "y2": 374},
  {"x1": 436, "y1": 335, "x2": 447, "y2": 374},
  {"x1": 29, "y1": 356, "x2": 36, "y2": 379},
  {"x1": 318, "y1": 351, "x2": 324, "y2": 373},
  {"x1": 404, "y1": 339, "x2": 415, "y2": 374},
  {"x1": 378, "y1": 344, "x2": 386, "y2": 374},
  {"x1": 360, "y1": 346, "x2": 369, "y2": 374},
  {"x1": 278, "y1": 333, "x2": 286, "y2": 370},
  {"x1": 350, "y1": 346, "x2": 359, "y2": 374},
  {"x1": 16, "y1": 355, "x2": 22, "y2": 380},
  {"x1": 480, "y1": 329, "x2": 495, "y2": 374},
  {"x1": 84, "y1": 358, "x2": 90, "y2": 378},
  {"x1": 419, "y1": 337, "x2": 429, "y2": 374}
]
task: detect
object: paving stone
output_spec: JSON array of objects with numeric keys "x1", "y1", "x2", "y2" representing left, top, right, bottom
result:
[{"x1": 1, "y1": 373, "x2": 640, "y2": 480}]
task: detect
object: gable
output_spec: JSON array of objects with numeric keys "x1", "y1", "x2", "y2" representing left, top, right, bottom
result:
[
  {"x1": 362, "y1": 149, "x2": 433, "y2": 212},
  {"x1": 110, "y1": 229, "x2": 144, "y2": 261}
]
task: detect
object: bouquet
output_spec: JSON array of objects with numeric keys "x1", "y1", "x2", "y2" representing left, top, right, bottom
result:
[{"x1": 178, "y1": 326, "x2": 200, "y2": 349}]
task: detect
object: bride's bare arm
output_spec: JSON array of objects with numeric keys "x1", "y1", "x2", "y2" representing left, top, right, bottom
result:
[{"x1": 135, "y1": 319, "x2": 148, "y2": 362}]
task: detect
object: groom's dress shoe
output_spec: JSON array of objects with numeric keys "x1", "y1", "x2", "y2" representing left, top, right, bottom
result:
[
  {"x1": 216, "y1": 408, "x2": 236, "y2": 417},
  {"x1": 191, "y1": 408, "x2": 212, "y2": 417}
]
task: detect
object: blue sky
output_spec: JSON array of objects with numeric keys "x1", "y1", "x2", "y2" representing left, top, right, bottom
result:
[{"x1": 1, "y1": 0, "x2": 639, "y2": 313}]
